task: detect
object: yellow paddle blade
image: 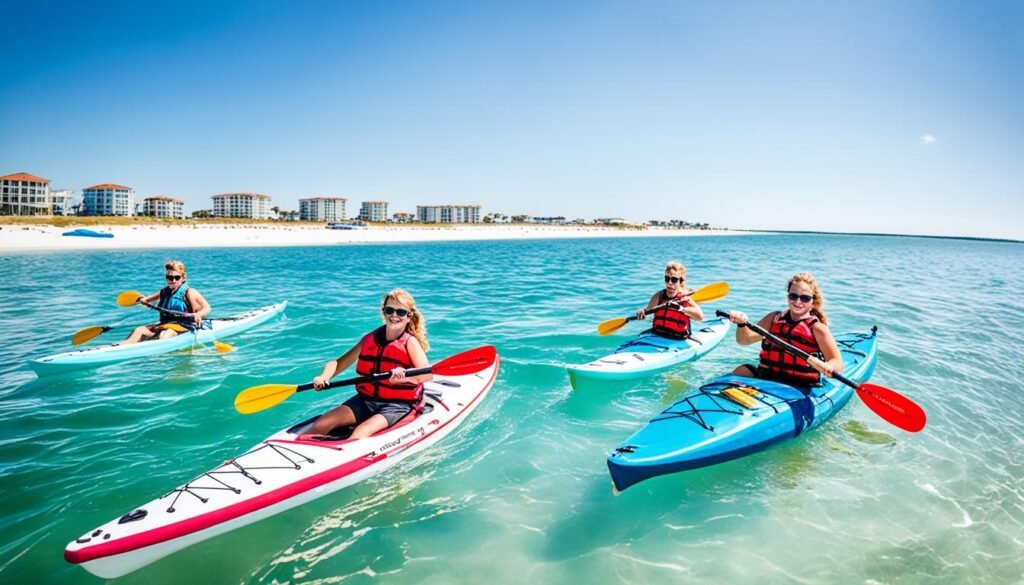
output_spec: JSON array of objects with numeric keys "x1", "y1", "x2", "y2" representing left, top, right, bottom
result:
[
  {"x1": 597, "y1": 317, "x2": 629, "y2": 336},
  {"x1": 691, "y1": 281, "x2": 729, "y2": 303},
  {"x1": 117, "y1": 290, "x2": 143, "y2": 307},
  {"x1": 71, "y1": 326, "x2": 105, "y2": 345},
  {"x1": 234, "y1": 384, "x2": 299, "y2": 415},
  {"x1": 159, "y1": 323, "x2": 189, "y2": 332},
  {"x1": 214, "y1": 341, "x2": 234, "y2": 353}
]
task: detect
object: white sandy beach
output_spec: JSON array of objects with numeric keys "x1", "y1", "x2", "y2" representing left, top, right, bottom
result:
[{"x1": 0, "y1": 223, "x2": 754, "y2": 252}]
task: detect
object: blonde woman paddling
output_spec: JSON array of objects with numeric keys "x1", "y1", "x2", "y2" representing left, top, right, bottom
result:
[
  {"x1": 124, "y1": 260, "x2": 211, "y2": 344},
  {"x1": 725, "y1": 272, "x2": 842, "y2": 387},
  {"x1": 306, "y1": 289, "x2": 432, "y2": 440}
]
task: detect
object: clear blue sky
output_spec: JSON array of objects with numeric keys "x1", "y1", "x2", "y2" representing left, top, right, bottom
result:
[{"x1": 2, "y1": 0, "x2": 1022, "y2": 239}]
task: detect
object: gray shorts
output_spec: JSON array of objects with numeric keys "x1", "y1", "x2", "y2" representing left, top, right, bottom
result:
[{"x1": 343, "y1": 394, "x2": 415, "y2": 427}]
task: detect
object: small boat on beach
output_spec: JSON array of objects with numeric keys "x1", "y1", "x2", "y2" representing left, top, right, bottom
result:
[
  {"x1": 566, "y1": 317, "x2": 730, "y2": 388},
  {"x1": 64, "y1": 356, "x2": 500, "y2": 578},
  {"x1": 30, "y1": 302, "x2": 287, "y2": 376},
  {"x1": 62, "y1": 228, "x2": 114, "y2": 238}
]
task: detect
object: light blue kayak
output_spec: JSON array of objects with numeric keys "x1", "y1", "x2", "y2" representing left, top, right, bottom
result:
[
  {"x1": 607, "y1": 327, "x2": 878, "y2": 491},
  {"x1": 30, "y1": 302, "x2": 287, "y2": 376},
  {"x1": 566, "y1": 318, "x2": 730, "y2": 389}
]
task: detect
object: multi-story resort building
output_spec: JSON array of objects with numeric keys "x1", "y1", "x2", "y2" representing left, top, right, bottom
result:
[
  {"x1": 416, "y1": 204, "x2": 482, "y2": 223},
  {"x1": 142, "y1": 196, "x2": 185, "y2": 219},
  {"x1": 50, "y1": 189, "x2": 75, "y2": 215},
  {"x1": 299, "y1": 197, "x2": 347, "y2": 222},
  {"x1": 0, "y1": 172, "x2": 51, "y2": 215},
  {"x1": 83, "y1": 184, "x2": 134, "y2": 216},
  {"x1": 211, "y1": 192, "x2": 272, "y2": 220},
  {"x1": 359, "y1": 200, "x2": 388, "y2": 222}
]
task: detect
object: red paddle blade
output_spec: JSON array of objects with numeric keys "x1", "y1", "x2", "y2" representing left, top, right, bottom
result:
[
  {"x1": 433, "y1": 345, "x2": 497, "y2": 376},
  {"x1": 856, "y1": 383, "x2": 927, "y2": 433}
]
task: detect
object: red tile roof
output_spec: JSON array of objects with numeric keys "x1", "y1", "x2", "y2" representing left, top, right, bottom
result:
[
  {"x1": 84, "y1": 184, "x2": 132, "y2": 191},
  {"x1": 1, "y1": 172, "x2": 51, "y2": 183}
]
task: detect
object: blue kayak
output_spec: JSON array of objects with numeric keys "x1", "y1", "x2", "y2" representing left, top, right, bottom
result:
[
  {"x1": 62, "y1": 228, "x2": 114, "y2": 238},
  {"x1": 607, "y1": 327, "x2": 878, "y2": 492}
]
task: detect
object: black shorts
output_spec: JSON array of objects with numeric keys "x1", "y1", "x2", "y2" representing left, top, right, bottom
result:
[
  {"x1": 342, "y1": 394, "x2": 415, "y2": 427},
  {"x1": 744, "y1": 364, "x2": 822, "y2": 388}
]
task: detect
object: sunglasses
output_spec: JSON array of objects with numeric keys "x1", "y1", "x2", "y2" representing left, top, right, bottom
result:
[
  {"x1": 788, "y1": 292, "x2": 813, "y2": 303},
  {"x1": 664, "y1": 275, "x2": 685, "y2": 284},
  {"x1": 166, "y1": 274, "x2": 183, "y2": 282},
  {"x1": 383, "y1": 306, "x2": 410, "y2": 317}
]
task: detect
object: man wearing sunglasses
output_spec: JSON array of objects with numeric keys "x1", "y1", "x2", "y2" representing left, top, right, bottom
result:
[
  {"x1": 635, "y1": 261, "x2": 705, "y2": 339},
  {"x1": 124, "y1": 260, "x2": 212, "y2": 344}
]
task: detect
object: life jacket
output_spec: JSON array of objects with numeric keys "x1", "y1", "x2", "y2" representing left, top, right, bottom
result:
[
  {"x1": 355, "y1": 327, "x2": 423, "y2": 402},
  {"x1": 758, "y1": 311, "x2": 823, "y2": 385},
  {"x1": 158, "y1": 283, "x2": 193, "y2": 324},
  {"x1": 652, "y1": 290, "x2": 691, "y2": 339}
]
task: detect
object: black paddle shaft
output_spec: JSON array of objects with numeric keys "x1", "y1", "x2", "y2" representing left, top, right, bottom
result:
[
  {"x1": 296, "y1": 365, "x2": 434, "y2": 394},
  {"x1": 139, "y1": 299, "x2": 193, "y2": 318},
  {"x1": 715, "y1": 309, "x2": 859, "y2": 390}
]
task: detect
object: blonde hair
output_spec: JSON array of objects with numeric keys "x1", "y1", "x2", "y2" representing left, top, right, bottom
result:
[
  {"x1": 788, "y1": 272, "x2": 828, "y2": 325},
  {"x1": 164, "y1": 260, "x2": 187, "y2": 279},
  {"x1": 381, "y1": 289, "x2": 429, "y2": 351},
  {"x1": 665, "y1": 261, "x2": 687, "y2": 277}
]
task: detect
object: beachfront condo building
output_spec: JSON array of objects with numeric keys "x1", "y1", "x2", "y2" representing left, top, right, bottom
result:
[
  {"x1": 211, "y1": 192, "x2": 273, "y2": 220},
  {"x1": 359, "y1": 201, "x2": 388, "y2": 222},
  {"x1": 142, "y1": 196, "x2": 185, "y2": 219},
  {"x1": 83, "y1": 184, "x2": 134, "y2": 216},
  {"x1": 0, "y1": 172, "x2": 52, "y2": 215},
  {"x1": 299, "y1": 197, "x2": 347, "y2": 222},
  {"x1": 50, "y1": 189, "x2": 75, "y2": 215},
  {"x1": 416, "y1": 205, "x2": 482, "y2": 223}
]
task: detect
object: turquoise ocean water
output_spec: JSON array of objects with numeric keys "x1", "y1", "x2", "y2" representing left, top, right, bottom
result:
[{"x1": 1, "y1": 234, "x2": 1022, "y2": 584}]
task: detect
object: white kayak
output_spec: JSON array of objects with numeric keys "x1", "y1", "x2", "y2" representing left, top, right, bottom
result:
[
  {"x1": 64, "y1": 356, "x2": 500, "y2": 578},
  {"x1": 566, "y1": 318, "x2": 730, "y2": 388},
  {"x1": 30, "y1": 302, "x2": 287, "y2": 376}
]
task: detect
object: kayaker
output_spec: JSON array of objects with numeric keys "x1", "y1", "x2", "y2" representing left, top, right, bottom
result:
[
  {"x1": 725, "y1": 272, "x2": 843, "y2": 386},
  {"x1": 124, "y1": 260, "x2": 212, "y2": 344},
  {"x1": 635, "y1": 260, "x2": 705, "y2": 338},
  {"x1": 305, "y1": 289, "x2": 432, "y2": 440}
]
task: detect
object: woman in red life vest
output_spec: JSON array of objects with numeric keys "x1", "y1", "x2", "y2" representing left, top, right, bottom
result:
[
  {"x1": 635, "y1": 261, "x2": 705, "y2": 339},
  {"x1": 305, "y1": 289, "x2": 431, "y2": 439},
  {"x1": 725, "y1": 272, "x2": 843, "y2": 387},
  {"x1": 124, "y1": 260, "x2": 212, "y2": 344}
]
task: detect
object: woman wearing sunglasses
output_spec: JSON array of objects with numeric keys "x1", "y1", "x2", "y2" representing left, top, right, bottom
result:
[
  {"x1": 124, "y1": 260, "x2": 212, "y2": 344},
  {"x1": 635, "y1": 261, "x2": 705, "y2": 339},
  {"x1": 304, "y1": 289, "x2": 431, "y2": 440},
  {"x1": 725, "y1": 272, "x2": 842, "y2": 386}
]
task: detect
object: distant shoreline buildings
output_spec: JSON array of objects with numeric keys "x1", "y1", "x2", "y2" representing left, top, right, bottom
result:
[
  {"x1": 83, "y1": 184, "x2": 133, "y2": 216},
  {"x1": 142, "y1": 196, "x2": 185, "y2": 219},
  {"x1": 416, "y1": 205, "x2": 481, "y2": 223},
  {"x1": 0, "y1": 170, "x2": 718, "y2": 229},
  {"x1": 299, "y1": 197, "x2": 347, "y2": 222},
  {"x1": 0, "y1": 172, "x2": 52, "y2": 215},
  {"x1": 211, "y1": 192, "x2": 272, "y2": 220}
]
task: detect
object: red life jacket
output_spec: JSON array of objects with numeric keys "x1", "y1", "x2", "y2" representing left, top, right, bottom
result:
[
  {"x1": 652, "y1": 291, "x2": 691, "y2": 339},
  {"x1": 758, "y1": 311, "x2": 823, "y2": 385},
  {"x1": 355, "y1": 327, "x2": 423, "y2": 402}
]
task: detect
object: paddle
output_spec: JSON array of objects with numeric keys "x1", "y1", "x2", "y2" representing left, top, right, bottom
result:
[
  {"x1": 70, "y1": 290, "x2": 233, "y2": 352},
  {"x1": 234, "y1": 345, "x2": 498, "y2": 415},
  {"x1": 597, "y1": 281, "x2": 730, "y2": 336},
  {"x1": 70, "y1": 321, "x2": 195, "y2": 346},
  {"x1": 715, "y1": 309, "x2": 926, "y2": 432}
]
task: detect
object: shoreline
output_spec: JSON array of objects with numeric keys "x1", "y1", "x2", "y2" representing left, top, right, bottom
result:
[{"x1": 0, "y1": 223, "x2": 756, "y2": 252}]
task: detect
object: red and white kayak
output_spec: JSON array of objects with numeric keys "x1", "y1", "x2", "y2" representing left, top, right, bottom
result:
[{"x1": 64, "y1": 357, "x2": 500, "y2": 578}]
